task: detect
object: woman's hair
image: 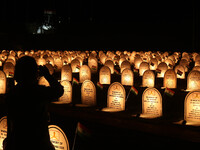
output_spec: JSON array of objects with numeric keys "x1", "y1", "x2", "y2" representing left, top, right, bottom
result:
[{"x1": 14, "y1": 56, "x2": 38, "y2": 84}]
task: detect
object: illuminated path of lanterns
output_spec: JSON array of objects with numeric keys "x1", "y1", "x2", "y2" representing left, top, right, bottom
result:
[{"x1": 1, "y1": 50, "x2": 200, "y2": 149}]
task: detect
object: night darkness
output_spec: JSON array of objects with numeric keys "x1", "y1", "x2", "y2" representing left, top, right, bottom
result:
[
  {"x1": 0, "y1": 0, "x2": 198, "y2": 51},
  {"x1": 1, "y1": 1, "x2": 200, "y2": 149}
]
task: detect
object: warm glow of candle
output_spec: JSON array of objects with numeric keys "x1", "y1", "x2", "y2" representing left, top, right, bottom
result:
[
  {"x1": 187, "y1": 70, "x2": 200, "y2": 91},
  {"x1": 99, "y1": 66, "x2": 111, "y2": 84},
  {"x1": 141, "y1": 88, "x2": 162, "y2": 118},
  {"x1": 147, "y1": 79, "x2": 154, "y2": 87},
  {"x1": 185, "y1": 91, "x2": 200, "y2": 125}
]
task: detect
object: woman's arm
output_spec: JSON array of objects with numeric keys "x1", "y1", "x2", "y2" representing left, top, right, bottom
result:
[{"x1": 39, "y1": 65, "x2": 64, "y2": 100}]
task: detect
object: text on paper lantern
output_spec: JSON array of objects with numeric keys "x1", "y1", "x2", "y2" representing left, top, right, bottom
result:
[
  {"x1": 184, "y1": 91, "x2": 200, "y2": 125},
  {"x1": 48, "y1": 125, "x2": 70, "y2": 150},
  {"x1": 81, "y1": 80, "x2": 96, "y2": 106},
  {"x1": 187, "y1": 70, "x2": 200, "y2": 91},
  {"x1": 107, "y1": 82, "x2": 126, "y2": 111},
  {"x1": 141, "y1": 88, "x2": 162, "y2": 118},
  {"x1": 0, "y1": 116, "x2": 7, "y2": 150},
  {"x1": 59, "y1": 80, "x2": 72, "y2": 104},
  {"x1": 61, "y1": 65, "x2": 72, "y2": 81}
]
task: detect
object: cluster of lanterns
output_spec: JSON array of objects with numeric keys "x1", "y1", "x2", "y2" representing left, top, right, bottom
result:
[{"x1": 1, "y1": 50, "x2": 200, "y2": 125}]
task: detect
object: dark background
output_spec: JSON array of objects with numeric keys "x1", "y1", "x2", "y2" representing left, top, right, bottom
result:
[{"x1": 0, "y1": 0, "x2": 199, "y2": 51}]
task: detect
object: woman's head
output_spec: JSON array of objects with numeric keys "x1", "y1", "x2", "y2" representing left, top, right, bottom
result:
[{"x1": 14, "y1": 56, "x2": 38, "y2": 84}]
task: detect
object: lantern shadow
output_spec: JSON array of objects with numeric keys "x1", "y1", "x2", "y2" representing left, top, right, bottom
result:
[
  {"x1": 125, "y1": 86, "x2": 145, "y2": 115},
  {"x1": 162, "y1": 89, "x2": 187, "y2": 121},
  {"x1": 177, "y1": 78, "x2": 187, "y2": 90},
  {"x1": 72, "y1": 82, "x2": 81, "y2": 105},
  {"x1": 96, "y1": 84, "x2": 109, "y2": 109}
]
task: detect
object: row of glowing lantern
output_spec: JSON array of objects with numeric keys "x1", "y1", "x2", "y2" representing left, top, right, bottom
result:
[
  {"x1": 1, "y1": 50, "x2": 200, "y2": 93},
  {"x1": 1, "y1": 65, "x2": 199, "y2": 94},
  {"x1": 0, "y1": 49, "x2": 198, "y2": 70},
  {"x1": 2, "y1": 71, "x2": 200, "y2": 126},
  {"x1": 0, "y1": 50, "x2": 200, "y2": 90},
  {"x1": 1, "y1": 50, "x2": 200, "y2": 125},
  {"x1": 1, "y1": 49, "x2": 199, "y2": 74}
]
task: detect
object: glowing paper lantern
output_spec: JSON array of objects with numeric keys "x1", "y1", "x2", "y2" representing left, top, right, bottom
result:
[
  {"x1": 195, "y1": 60, "x2": 200, "y2": 67},
  {"x1": 80, "y1": 52, "x2": 87, "y2": 60},
  {"x1": 192, "y1": 66, "x2": 200, "y2": 72},
  {"x1": 193, "y1": 53, "x2": 200, "y2": 61},
  {"x1": 66, "y1": 55, "x2": 72, "y2": 64},
  {"x1": 184, "y1": 91, "x2": 200, "y2": 125},
  {"x1": 134, "y1": 57, "x2": 143, "y2": 69},
  {"x1": 106, "y1": 82, "x2": 126, "y2": 111},
  {"x1": 174, "y1": 65, "x2": 185, "y2": 79},
  {"x1": 46, "y1": 56, "x2": 55, "y2": 66},
  {"x1": 163, "y1": 69, "x2": 177, "y2": 89},
  {"x1": 156, "y1": 62, "x2": 168, "y2": 78},
  {"x1": 71, "y1": 59, "x2": 80, "y2": 73},
  {"x1": 168, "y1": 55, "x2": 176, "y2": 63},
  {"x1": 3, "y1": 62, "x2": 15, "y2": 78},
  {"x1": 139, "y1": 62, "x2": 150, "y2": 76},
  {"x1": 121, "y1": 69, "x2": 134, "y2": 86},
  {"x1": 61, "y1": 65, "x2": 72, "y2": 81},
  {"x1": 54, "y1": 58, "x2": 63, "y2": 71},
  {"x1": 0, "y1": 116, "x2": 7, "y2": 150},
  {"x1": 165, "y1": 59, "x2": 174, "y2": 69},
  {"x1": 100, "y1": 54, "x2": 107, "y2": 65},
  {"x1": 6, "y1": 58, "x2": 16, "y2": 66},
  {"x1": 9, "y1": 50, "x2": 16, "y2": 56},
  {"x1": 0, "y1": 71, "x2": 6, "y2": 94},
  {"x1": 57, "y1": 80, "x2": 72, "y2": 104},
  {"x1": 61, "y1": 56, "x2": 69, "y2": 65},
  {"x1": 8, "y1": 54, "x2": 16, "y2": 61},
  {"x1": 155, "y1": 55, "x2": 162, "y2": 64},
  {"x1": 113, "y1": 55, "x2": 120, "y2": 65},
  {"x1": 105, "y1": 57, "x2": 112, "y2": 62},
  {"x1": 142, "y1": 70, "x2": 155, "y2": 88},
  {"x1": 141, "y1": 87, "x2": 162, "y2": 118},
  {"x1": 81, "y1": 80, "x2": 96, "y2": 106},
  {"x1": 187, "y1": 70, "x2": 200, "y2": 91},
  {"x1": 99, "y1": 66, "x2": 111, "y2": 85},
  {"x1": 118, "y1": 58, "x2": 126, "y2": 68},
  {"x1": 104, "y1": 60, "x2": 114, "y2": 74},
  {"x1": 142, "y1": 55, "x2": 149, "y2": 62},
  {"x1": 76, "y1": 56, "x2": 83, "y2": 66},
  {"x1": 36, "y1": 57, "x2": 46, "y2": 66},
  {"x1": 38, "y1": 76, "x2": 50, "y2": 87},
  {"x1": 120, "y1": 61, "x2": 131, "y2": 73},
  {"x1": 79, "y1": 65, "x2": 91, "y2": 83},
  {"x1": 48, "y1": 125, "x2": 70, "y2": 150},
  {"x1": 182, "y1": 53, "x2": 190, "y2": 62},
  {"x1": 194, "y1": 54, "x2": 200, "y2": 62},
  {"x1": 149, "y1": 58, "x2": 158, "y2": 70},
  {"x1": 179, "y1": 59, "x2": 189, "y2": 72},
  {"x1": 129, "y1": 55, "x2": 135, "y2": 65},
  {"x1": 88, "y1": 58, "x2": 98, "y2": 73}
]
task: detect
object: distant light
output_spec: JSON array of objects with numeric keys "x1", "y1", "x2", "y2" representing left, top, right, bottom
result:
[
  {"x1": 37, "y1": 28, "x2": 42, "y2": 34},
  {"x1": 42, "y1": 25, "x2": 52, "y2": 30}
]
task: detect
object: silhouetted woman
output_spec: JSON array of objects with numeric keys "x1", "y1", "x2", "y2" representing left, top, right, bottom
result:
[{"x1": 4, "y1": 56, "x2": 64, "y2": 150}]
